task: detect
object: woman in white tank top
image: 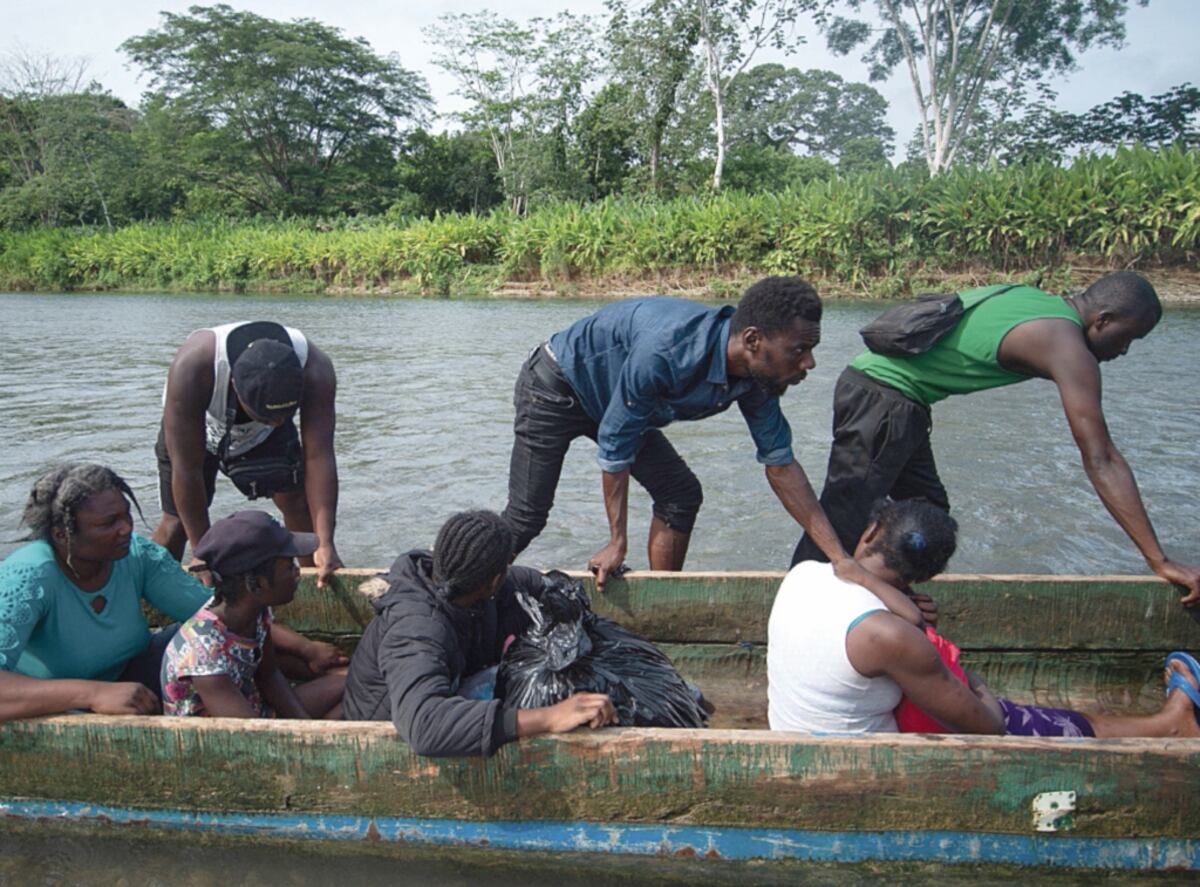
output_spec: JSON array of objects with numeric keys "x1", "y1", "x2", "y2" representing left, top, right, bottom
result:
[{"x1": 768, "y1": 499, "x2": 967, "y2": 734}]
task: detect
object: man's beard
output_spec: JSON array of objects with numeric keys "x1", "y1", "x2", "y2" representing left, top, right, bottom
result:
[{"x1": 750, "y1": 369, "x2": 787, "y2": 398}]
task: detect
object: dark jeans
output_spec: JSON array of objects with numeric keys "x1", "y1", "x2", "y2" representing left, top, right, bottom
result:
[
  {"x1": 792, "y1": 367, "x2": 949, "y2": 565},
  {"x1": 502, "y1": 344, "x2": 703, "y2": 557},
  {"x1": 118, "y1": 623, "x2": 181, "y2": 702}
]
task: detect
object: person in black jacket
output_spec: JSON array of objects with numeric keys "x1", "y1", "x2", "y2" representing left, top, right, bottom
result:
[{"x1": 342, "y1": 511, "x2": 616, "y2": 756}]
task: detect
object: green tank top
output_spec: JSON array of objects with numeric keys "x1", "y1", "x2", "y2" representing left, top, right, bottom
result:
[{"x1": 850, "y1": 285, "x2": 1082, "y2": 406}]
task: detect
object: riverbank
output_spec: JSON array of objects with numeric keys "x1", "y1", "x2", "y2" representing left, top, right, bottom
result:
[
  {"x1": 5, "y1": 263, "x2": 1200, "y2": 303},
  {"x1": 348, "y1": 265, "x2": 1200, "y2": 302},
  {"x1": 1, "y1": 146, "x2": 1195, "y2": 299}
]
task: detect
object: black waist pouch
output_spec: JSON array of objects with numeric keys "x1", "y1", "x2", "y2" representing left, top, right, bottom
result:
[
  {"x1": 220, "y1": 452, "x2": 300, "y2": 499},
  {"x1": 217, "y1": 408, "x2": 303, "y2": 500}
]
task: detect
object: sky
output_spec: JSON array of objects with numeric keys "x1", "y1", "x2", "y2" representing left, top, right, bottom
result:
[{"x1": 6, "y1": 0, "x2": 1200, "y2": 156}]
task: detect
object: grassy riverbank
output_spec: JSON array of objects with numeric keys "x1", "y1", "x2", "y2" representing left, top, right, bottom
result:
[{"x1": 1, "y1": 145, "x2": 1196, "y2": 299}]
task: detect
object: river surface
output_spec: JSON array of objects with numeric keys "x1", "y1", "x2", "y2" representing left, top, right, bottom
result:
[
  {"x1": 2, "y1": 290, "x2": 1199, "y2": 886},
  {"x1": 2, "y1": 290, "x2": 1199, "y2": 575}
]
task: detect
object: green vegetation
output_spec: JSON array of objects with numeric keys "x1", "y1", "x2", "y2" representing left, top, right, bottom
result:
[{"x1": 1, "y1": 145, "x2": 1195, "y2": 296}]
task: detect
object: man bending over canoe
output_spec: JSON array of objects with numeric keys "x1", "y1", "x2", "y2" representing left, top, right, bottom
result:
[
  {"x1": 153, "y1": 321, "x2": 343, "y2": 589},
  {"x1": 770, "y1": 498, "x2": 1200, "y2": 739},
  {"x1": 792, "y1": 272, "x2": 1200, "y2": 608},
  {"x1": 342, "y1": 511, "x2": 616, "y2": 757},
  {"x1": 502, "y1": 276, "x2": 883, "y2": 594}
]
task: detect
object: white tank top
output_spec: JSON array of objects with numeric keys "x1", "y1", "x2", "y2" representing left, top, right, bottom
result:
[
  {"x1": 767, "y1": 560, "x2": 901, "y2": 733},
  {"x1": 201, "y1": 322, "x2": 308, "y2": 458}
]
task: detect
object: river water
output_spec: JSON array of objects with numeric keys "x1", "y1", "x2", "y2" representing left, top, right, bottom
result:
[
  {"x1": 2, "y1": 290, "x2": 1198, "y2": 886},
  {"x1": 2, "y1": 290, "x2": 1199, "y2": 575}
]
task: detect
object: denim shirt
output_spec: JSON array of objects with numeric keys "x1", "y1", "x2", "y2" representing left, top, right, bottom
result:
[{"x1": 548, "y1": 297, "x2": 795, "y2": 472}]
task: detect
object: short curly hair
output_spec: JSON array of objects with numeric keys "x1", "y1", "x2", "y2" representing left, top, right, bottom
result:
[
  {"x1": 863, "y1": 498, "x2": 958, "y2": 585},
  {"x1": 432, "y1": 510, "x2": 513, "y2": 599},
  {"x1": 1078, "y1": 271, "x2": 1161, "y2": 325},
  {"x1": 730, "y1": 276, "x2": 822, "y2": 336}
]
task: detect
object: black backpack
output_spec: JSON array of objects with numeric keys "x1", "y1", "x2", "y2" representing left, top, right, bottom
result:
[{"x1": 859, "y1": 284, "x2": 1019, "y2": 357}]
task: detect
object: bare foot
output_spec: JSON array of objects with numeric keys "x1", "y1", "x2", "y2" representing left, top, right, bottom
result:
[{"x1": 1160, "y1": 659, "x2": 1200, "y2": 738}]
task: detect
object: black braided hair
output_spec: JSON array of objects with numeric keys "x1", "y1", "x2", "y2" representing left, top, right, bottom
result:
[
  {"x1": 20, "y1": 464, "x2": 144, "y2": 573},
  {"x1": 432, "y1": 510, "x2": 513, "y2": 599},
  {"x1": 864, "y1": 498, "x2": 958, "y2": 585},
  {"x1": 730, "y1": 276, "x2": 822, "y2": 335},
  {"x1": 211, "y1": 560, "x2": 275, "y2": 607}
]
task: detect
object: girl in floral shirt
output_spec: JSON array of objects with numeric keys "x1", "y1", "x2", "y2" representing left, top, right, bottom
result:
[{"x1": 162, "y1": 511, "x2": 343, "y2": 718}]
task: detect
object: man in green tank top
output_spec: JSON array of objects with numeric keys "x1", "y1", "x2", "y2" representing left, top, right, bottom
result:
[{"x1": 793, "y1": 272, "x2": 1200, "y2": 607}]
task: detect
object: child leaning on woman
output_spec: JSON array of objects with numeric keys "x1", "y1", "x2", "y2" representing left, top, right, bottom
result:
[{"x1": 161, "y1": 511, "x2": 344, "y2": 719}]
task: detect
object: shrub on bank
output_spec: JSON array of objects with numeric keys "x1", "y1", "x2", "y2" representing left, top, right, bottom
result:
[{"x1": 1, "y1": 145, "x2": 1195, "y2": 295}]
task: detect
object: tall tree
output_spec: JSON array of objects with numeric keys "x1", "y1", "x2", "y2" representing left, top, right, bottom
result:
[
  {"x1": 425, "y1": 11, "x2": 537, "y2": 213},
  {"x1": 960, "y1": 81, "x2": 1200, "y2": 165},
  {"x1": 724, "y1": 64, "x2": 894, "y2": 158},
  {"x1": 393, "y1": 129, "x2": 503, "y2": 217},
  {"x1": 0, "y1": 51, "x2": 135, "y2": 228},
  {"x1": 426, "y1": 11, "x2": 599, "y2": 212},
  {"x1": 121, "y1": 4, "x2": 430, "y2": 214},
  {"x1": 536, "y1": 12, "x2": 603, "y2": 200},
  {"x1": 696, "y1": 0, "x2": 816, "y2": 189},
  {"x1": 604, "y1": 0, "x2": 700, "y2": 191},
  {"x1": 819, "y1": 0, "x2": 1140, "y2": 173},
  {"x1": 1069, "y1": 83, "x2": 1200, "y2": 151},
  {"x1": 573, "y1": 82, "x2": 641, "y2": 197}
]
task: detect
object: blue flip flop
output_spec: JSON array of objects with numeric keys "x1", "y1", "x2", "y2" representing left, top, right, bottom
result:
[{"x1": 1164, "y1": 651, "x2": 1200, "y2": 726}]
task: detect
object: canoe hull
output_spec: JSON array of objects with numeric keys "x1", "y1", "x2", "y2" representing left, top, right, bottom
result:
[
  {"x1": 1, "y1": 716, "x2": 1197, "y2": 872},
  {"x1": 8, "y1": 569, "x2": 1196, "y2": 873}
]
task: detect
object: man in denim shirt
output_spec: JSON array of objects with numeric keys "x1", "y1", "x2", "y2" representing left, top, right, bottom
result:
[{"x1": 502, "y1": 276, "x2": 861, "y2": 590}]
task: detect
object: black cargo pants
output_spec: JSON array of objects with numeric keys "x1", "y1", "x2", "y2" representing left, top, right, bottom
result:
[
  {"x1": 792, "y1": 367, "x2": 949, "y2": 565},
  {"x1": 502, "y1": 344, "x2": 703, "y2": 557}
]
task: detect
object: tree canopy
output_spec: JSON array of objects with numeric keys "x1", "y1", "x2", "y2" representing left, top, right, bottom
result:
[
  {"x1": 0, "y1": 1, "x2": 1185, "y2": 229},
  {"x1": 820, "y1": 0, "x2": 1142, "y2": 173},
  {"x1": 121, "y1": 4, "x2": 430, "y2": 214}
]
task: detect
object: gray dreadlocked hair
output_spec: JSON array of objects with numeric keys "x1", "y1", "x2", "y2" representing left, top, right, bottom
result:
[
  {"x1": 20, "y1": 464, "x2": 143, "y2": 571},
  {"x1": 432, "y1": 510, "x2": 513, "y2": 599}
]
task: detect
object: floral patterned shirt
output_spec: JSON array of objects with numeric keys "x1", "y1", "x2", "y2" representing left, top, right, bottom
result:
[{"x1": 161, "y1": 604, "x2": 272, "y2": 717}]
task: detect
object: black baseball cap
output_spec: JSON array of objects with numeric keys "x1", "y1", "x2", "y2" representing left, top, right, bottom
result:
[
  {"x1": 231, "y1": 339, "x2": 303, "y2": 421},
  {"x1": 192, "y1": 511, "x2": 317, "y2": 579}
]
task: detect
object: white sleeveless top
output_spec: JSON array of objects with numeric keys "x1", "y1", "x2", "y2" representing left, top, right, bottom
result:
[
  {"x1": 199, "y1": 322, "x2": 308, "y2": 458},
  {"x1": 767, "y1": 560, "x2": 901, "y2": 733}
]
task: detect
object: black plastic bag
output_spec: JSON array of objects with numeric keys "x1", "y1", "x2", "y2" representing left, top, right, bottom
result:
[{"x1": 496, "y1": 571, "x2": 707, "y2": 728}]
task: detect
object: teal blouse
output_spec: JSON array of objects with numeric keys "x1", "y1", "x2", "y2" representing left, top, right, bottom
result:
[{"x1": 0, "y1": 534, "x2": 209, "y2": 681}]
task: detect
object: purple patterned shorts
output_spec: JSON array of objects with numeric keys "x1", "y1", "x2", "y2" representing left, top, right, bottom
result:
[{"x1": 998, "y1": 698, "x2": 1095, "y2": 737}]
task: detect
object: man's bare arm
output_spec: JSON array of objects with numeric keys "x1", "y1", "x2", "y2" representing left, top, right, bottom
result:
[
  {"x1": 163, "y1": 331, "x2": 217, "y2": 556},
  {"x1": 298, "y1": 343, "x2": 341, "y2": 585},
  {"x1": 1001, "y1": 319, "x2": 1200, "y2": 602},
  {"x1": 588, "y1": 469, "x2": 630, "y2": 593},
  {"x1": 766, "y1": 460, "x2": 847, "y2": 561},
  {"x1": 767, "y1": 461, "x2": 923, "y2": 625}
]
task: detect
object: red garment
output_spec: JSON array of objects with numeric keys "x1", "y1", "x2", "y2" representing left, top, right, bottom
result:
[{"x1": 893, "y1": 627, "x2": 968, "y2": 733}]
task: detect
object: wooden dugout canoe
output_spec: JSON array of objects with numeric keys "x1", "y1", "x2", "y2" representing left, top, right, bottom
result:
[{"x1": 1, "y1": 570, "x2": 1197, "y2": 874}]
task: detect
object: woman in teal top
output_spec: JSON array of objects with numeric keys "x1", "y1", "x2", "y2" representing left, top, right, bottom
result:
[{"x1": 0, "y1": 464, "x2": 210, "y2": 719}]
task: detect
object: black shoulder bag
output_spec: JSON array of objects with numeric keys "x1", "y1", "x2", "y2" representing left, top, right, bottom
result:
[{"x1": 859, "y1": 284, "x2": 1020, "y2": 357}]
